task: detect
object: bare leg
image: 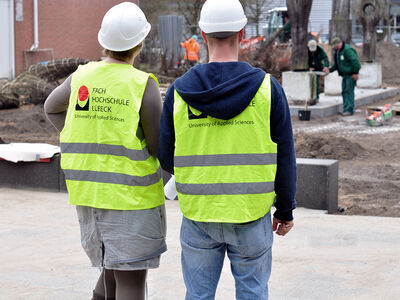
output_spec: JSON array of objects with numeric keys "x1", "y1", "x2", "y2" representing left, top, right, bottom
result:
[
  {"x1": 93, "y1": 268, "x2": 116, "y2": 300},
  {"x1": 114, "y1": 269, "x2": 147, "y2": 300}
]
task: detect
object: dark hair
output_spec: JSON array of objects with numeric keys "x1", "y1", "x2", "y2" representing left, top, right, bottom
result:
[
  {"x1": 103, "y1": 43, "x2": 142, "y2": 62},
  {"x1": 207, "y1": 32, "x2": 239, "y2": 46}
]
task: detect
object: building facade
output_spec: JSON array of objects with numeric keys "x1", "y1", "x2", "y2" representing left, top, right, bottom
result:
[
  {"x1": 245, "y1": 0, "x2": 333, "y2": 39},
  {"x1": 0, "y1": 0, "x2": 136, "y2": 79},
  {"x1": 245, "y1": 0, "x2": 400, "y2": 41}
]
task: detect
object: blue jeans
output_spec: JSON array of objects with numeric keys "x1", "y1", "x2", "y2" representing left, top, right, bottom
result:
[{"x1": 180, "y1": 212, "x2": 273, "y2": 300}]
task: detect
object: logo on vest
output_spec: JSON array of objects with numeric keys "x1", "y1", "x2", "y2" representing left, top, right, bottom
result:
[
  {"x1": 188, "y1": 106, "x2": 207, "y2": 119},
  {"x1": 76, "y1": 85, "x2": 89, "y2": 111}
]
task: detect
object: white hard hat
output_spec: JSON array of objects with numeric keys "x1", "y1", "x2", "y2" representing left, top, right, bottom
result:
[
  {"x1": 307, "y1": 39, "x2": 317, "y2": 52},
  {"x1": 98, "y1": 2, "x2": 151, "y2": 51},
  {"x1": 199, "y1": 0, "x2": 247, "y2": 35}
]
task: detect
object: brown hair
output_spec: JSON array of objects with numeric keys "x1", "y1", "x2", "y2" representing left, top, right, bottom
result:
[{"x1": 103, "y1": 43, "x2": 143, "y2": 62}]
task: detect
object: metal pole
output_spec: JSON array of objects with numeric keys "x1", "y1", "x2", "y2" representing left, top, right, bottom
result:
[
  {"x1": 30, "y1": 0, "x2": 38, "y2": 50},
  {"x1": 10, "y1": 0, "x2": 16, "y2": 78}
]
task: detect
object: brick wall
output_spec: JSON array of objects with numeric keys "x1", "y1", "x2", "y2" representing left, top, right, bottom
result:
[{"x1": 14, "y1": 0, "x2": 138, "y2": 75}]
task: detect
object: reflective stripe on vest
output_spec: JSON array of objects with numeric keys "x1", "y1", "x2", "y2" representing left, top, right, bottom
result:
[
  {"x1": 176, "y1": 181, "x2": 275, "y2": 195},
  {"x1": 60, "y1": 61, "x2": 164, "y2": 210},
  {"x1": 63, "y1": 166, "x2": 161, "y2": 187},
  {"x1": 61, "y1": 142, "x2": 151, "y2": 161},
  {"x1": 173, "y1": 74, "x2": 277, "y2": 223},
  {"x1": 174, "y1": 153, "x2": 277, "y2": 167},
  {"x1": 187, "y1": 50, "x2": 199, "y2": 61}
]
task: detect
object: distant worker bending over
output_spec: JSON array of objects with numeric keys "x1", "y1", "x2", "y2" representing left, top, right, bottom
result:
[
  {"x1": 158, "y1": 0, "x2": 297, "y2": 299},
  {"x1": 181, "y1": 35, "x2": 200, "y2": 65},
  {"x1": 307, "y1": 39, "x2": 330, "y2": 101}
]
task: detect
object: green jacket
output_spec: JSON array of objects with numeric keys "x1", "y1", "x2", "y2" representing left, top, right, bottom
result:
[
  {"x1": 308, "y1": 45, "x2": 330, "y2": 71},
  {"x1": 330, "y1": 43, "x2": 361, "y2": 76}
]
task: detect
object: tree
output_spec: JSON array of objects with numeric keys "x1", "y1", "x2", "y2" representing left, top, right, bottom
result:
[
  {"x1": 329, "y1": 0, "x2": 352, "y2": 43},
  {"x1": 176, "y1": 0, "x2": 205, "y2": 36},
  {"x1": 382, "y1": 0, "x2": 397, "y2": 41},
  {"x1": 139, "y1": 0, "x2": 170, "y2": 24},
  {"x1": 286, "y1": 0, "x2": 313, "y2": 71},
  {"x1": 241, "y1": 0, "x2": 272, "y2": 36},
  {"x1": 357, "y1": 0, "x2": 384, "y2": 62}
]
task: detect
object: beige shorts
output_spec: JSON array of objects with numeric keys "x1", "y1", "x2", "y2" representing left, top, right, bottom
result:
[{"x1": 76, "y1": 204, "x2": 167, "y2": 271}]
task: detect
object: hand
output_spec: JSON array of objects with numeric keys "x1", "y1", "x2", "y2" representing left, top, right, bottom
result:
[
  {"x1": 352, "y1": 74, "x2": 359, "y2": 81},
  {"x1": 323, "y1": 67, "x2": 330, "y2": 74},
  {"x1": 272, "y1": 218, "x2": 294, "y2": 236}
]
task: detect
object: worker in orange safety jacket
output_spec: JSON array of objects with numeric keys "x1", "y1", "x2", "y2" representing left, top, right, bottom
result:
[{"x1": 181, "y1": 35, "x2": 200, "y2": 65}]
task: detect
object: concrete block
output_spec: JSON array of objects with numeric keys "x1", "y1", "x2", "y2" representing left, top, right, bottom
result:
[
  {"x1": 296, "y1": 158, "x2": 338, "y2": 214},
  {"x1": 0, "y1": 153, "x2": 171, "y2": 194},
  {"x1": 0, "y1": 154, "x2": 339, "y2": 213},
  {"x1": 357, "y1": 62, "x2": 382, "y2": 89},
  {"x1": 324, "y1": 72, "x2": 342, "y2": 95},
  {"x1": 282, "y1": 71, "x2": 316, "y2": 102},
  {"x1": 0, "y1": 154, "x2": 63, "y2": 191}
]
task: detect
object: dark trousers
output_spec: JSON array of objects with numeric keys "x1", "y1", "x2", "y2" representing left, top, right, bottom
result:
[
  {"x1": 316, "y1": 75, "x2": 321, "y2": 100},
  {"x1": 342, "y1": 75, "x2": 355, "y2": 113}
]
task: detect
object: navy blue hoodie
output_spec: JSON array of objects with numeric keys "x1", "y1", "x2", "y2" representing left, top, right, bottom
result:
[{"x1": 158, "y1": 62, "x2": 296, "y2": 221}]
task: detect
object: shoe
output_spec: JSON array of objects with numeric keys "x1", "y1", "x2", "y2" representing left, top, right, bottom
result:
[{"x1": 341, "y1": 111, "x2": 353, "y2": 116}]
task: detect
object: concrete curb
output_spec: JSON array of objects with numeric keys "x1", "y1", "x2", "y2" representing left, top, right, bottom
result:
[
  {"x1": 0, "y1": 157, "x2": 339, "y2": 213},
  {"x1": 290, "y1": 87, "x2": 399, "y2": 118},
  {"x1": 1, "y1": 189, "x2": 400, "y2": 300}
]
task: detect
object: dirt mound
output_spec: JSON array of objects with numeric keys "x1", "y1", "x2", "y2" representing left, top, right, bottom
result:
[
  {"x1": 339, "y1": 175, "x2": 400, "y2": 217},
  {"x1": 0, "y1": 104, "x2": 59, "y2": 145},
  {"x1": 294, "y1": 133, "x2": 366, "y2": 160}
]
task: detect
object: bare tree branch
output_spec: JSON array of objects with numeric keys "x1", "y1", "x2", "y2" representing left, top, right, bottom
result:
[
  {"x1": 177, "y1": 0, "x2": 205, "y2": 35},
  {"x1": 241, "y1": 0, "x2": 273, "y2": 36}
]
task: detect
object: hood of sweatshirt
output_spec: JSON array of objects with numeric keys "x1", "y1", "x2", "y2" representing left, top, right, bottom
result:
[{"x1": 174, "y1": 62, "x2": 266, "y2": 120}]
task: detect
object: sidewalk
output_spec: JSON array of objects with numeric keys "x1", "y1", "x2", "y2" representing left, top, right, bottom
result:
[
  {"x1": 1, "y1": 188, "x2": 400, "y2": 300},
  {"x1": 289, "y1": 86, "x2": 399, "y2": 118}
]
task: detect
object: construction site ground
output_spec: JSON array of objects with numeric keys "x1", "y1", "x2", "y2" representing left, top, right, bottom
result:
[
  {"x1": 1, "y1": 85, "x2": 400, "y2": 217},
  {"x1": 2, "y1": 40, "x2": 400, "y2": 299},
  {"x1": 294, "y1": 91, "x2": 400, "y2": 217},
  {"x1": 1, "y1": 188, "x2": 399, "y2": 300}
]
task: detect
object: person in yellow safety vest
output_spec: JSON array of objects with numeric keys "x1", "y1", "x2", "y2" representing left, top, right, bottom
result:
[
  {"x1": 181, "y1": 35, "x2": 200, "y2": 65},
  {"x1": 158, "y1": 0, "x2": 296, "y2": 298},
  {"x1": 44, "y1": 3, "x2": 166, "y2": 300}
]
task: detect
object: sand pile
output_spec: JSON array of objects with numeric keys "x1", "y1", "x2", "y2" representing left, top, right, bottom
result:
[{"x1": 295, "y1": 133, "x2": 366, "y2": 160}]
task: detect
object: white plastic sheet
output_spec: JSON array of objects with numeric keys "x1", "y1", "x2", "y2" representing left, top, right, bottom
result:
[
  {"x1": 0, "y1": 143, "x2": 60, "y2": 163},
  {"x1": 164, "y1": 175, "x2": 177, "y2": 200}
]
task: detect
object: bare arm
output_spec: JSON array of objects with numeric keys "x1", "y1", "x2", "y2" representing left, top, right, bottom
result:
[
  {"x1": 44, "y1": 75, "x2": 72, "y2": 132},
  {"x1": 140, "y1": 78, "x2": 162, "y2": 157}
]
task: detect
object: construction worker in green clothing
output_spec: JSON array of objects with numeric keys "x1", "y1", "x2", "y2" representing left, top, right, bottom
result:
[
  {"x1": 308, "y1": 39, "x2": 330, "y2": 101},
  {"x1": 329, "y1": 37, "x2": 361, "y2": 116}
]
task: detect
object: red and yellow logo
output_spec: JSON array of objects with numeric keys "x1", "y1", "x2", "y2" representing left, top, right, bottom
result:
[{"x1": 76, "y1": 85, "x2": 89, "y2": 111}]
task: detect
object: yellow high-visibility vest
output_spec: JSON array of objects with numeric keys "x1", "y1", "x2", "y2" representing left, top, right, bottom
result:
[
  {"x1": 60, "y1": 61, "x2": 164, "y2": 210},
  {"x1": 173, "y1": 74, "x2": 277, "y2": 223}
]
